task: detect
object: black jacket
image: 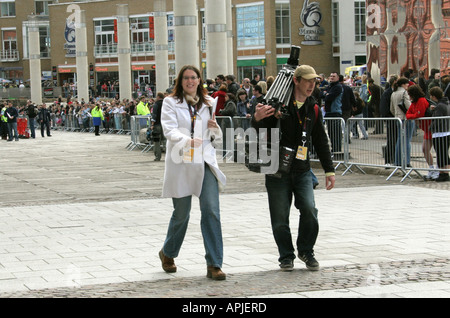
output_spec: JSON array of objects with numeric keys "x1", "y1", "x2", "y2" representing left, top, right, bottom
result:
[
  {"x1": 152, "y1": 99, "x2": 163, "y2": 125},
  {"x1": 380, "y1": 87, "x2": 393, "y2": 117},
  {"x1": 38, "y1": 108, "x2": 51, "y2": 123},
  {"x1": 26, "y1": 105, "x2": 37, "y2": 118},
  {"x1": 5, "y1": 106, "x2": 19, "y2": 123},
  {"x1": 252, "y1": 96, "x2": 334, "y2": 174},
  {"x1": 430, "y1": 97, "x2": 450, "y2": 134},
  {"x1": 341, "y1": 84, "x2": 356, "y2": 112},
  {"x1": 322, "y1": 81, "x2": 343, "y2": 114}
]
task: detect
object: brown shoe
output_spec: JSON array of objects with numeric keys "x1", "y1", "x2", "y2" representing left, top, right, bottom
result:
[
  {"x1": 206, "y1": 266, "x2": 226, "y2": 280},
  {"x1": 159, "y1": 250, "x2": 177, "y2": 273}
]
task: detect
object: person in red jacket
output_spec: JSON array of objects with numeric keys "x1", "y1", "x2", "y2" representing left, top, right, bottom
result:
[
  {"x1": 406, "y1": 85, "x2": 437, "y2": 179},
  {"x1": 211, "y1": 83, "x2": 227, "y2": 116}
]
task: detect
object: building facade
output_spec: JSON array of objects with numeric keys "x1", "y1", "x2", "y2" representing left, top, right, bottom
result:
[
  {"x1": 366, "y1": 0, "x2": 450, "y2": 83},
  {"x1": 0, "y1": 0, "x2": 367, "y2": 97}
]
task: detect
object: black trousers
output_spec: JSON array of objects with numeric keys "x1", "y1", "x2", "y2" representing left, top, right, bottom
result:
[
  {"x1": 40, "y1": 121, "x2": 51, "y2": 137},
  {"x1": 433, "y1": 135, "x2": 450, "y2": 168}
]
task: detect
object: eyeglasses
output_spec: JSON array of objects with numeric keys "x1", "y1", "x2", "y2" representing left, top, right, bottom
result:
[{"x1": 183, "y1": 76, "x2": 199, "y2": 81}]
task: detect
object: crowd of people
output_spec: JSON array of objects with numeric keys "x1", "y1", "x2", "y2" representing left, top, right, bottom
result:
[{"x1": 316, "y1": 67, "x2": 450, "y2": 182}]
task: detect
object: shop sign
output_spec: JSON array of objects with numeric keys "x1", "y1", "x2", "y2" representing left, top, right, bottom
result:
[
  {"x1": 299, "y1": 0, "x2": 324, "y2": 45},
  {"x1": 64, "y1": 4, "x2": 80, "y2": 57}
]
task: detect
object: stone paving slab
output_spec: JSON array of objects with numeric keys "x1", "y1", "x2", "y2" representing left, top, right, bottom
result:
[{"x1": 2, "y1": 258, "x2": 450, "y2": 298}]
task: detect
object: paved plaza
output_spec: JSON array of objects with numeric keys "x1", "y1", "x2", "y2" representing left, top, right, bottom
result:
[{"x1": 0, "y1": 130, "x2": 449, "y2": 298}]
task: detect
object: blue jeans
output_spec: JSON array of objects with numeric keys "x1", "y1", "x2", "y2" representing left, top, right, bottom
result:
[
  {"x1": 310, "y1": 169, "x2": 318, "y2": 186},
  {"x1": 350, "y1": 113, "x2": 368, "y2": 139},
  {"x1": 265, "y1": 170, "x2": 319, "y2": 263},
  {"x1": 7, "y1": 122, "x2": 18, "y2": 141},
  {"x1": 163, "y1": 164, "x2": 223, "y2": 268},
  {"x1": 395, "y1": 120, "x2": 415, "y2": 166},
  {"x1": 29, "y1": 117, "x2": 36, "y2": 138}
]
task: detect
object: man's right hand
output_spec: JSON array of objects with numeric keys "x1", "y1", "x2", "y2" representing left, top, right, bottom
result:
[{"x1": 254, "y1": 103, "x2": 276, "y2": 122}]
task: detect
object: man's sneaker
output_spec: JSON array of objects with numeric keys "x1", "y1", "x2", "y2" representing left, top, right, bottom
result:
[
  {"x1": 279, "y1": 259, "x2": 294, "y2": 272},
  {"x1": 299, "y1": 251, "x2": 319, "y2": 271},
  {"x1": 435, "y1": 173, "x2": 450, "y2": 182}
]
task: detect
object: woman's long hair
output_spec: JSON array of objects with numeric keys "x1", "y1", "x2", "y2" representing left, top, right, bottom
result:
[
  {"x1": 393, "y1": 77, "x2": 409, "y2": 91},
  {"x1": 171, "y1": 65, "x2": 210, "y2": 107},
  {"x1": 407, "y1": 84, "x2": 425, "y2": 103}
]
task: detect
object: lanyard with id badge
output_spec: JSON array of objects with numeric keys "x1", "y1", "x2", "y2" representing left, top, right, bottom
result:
[
  {"x1": 184, "y1": 103, "x2": 198, "y2": 162},
  {"x1": 295, "y1": 103, "x2": 310, "y2": 161}
]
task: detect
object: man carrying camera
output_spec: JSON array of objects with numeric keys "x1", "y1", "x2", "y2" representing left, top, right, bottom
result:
[{"x1": 252, "y1": 65, "x2": 335, "y2": 272}]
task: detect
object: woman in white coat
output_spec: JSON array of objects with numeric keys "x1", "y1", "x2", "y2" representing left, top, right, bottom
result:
[{"x1": 158, "y1": 65, "x2": 227, "y2": 280}]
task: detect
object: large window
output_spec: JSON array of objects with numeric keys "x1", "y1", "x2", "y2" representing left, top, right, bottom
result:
[
  {"x1": 1, "y1": 29, "x2": 17, "y2": 60},
  {"x1": 35, "y1": 0, "x2": 53, "y2": 16},
  {"x1": 354, "y1": 1, "x2": 366, "y2": 42},
  {"x1": 236, "y1": 4, "x2": 265, "y2": 47},
  {"x1": 167, "y1": 13, "x2": 175, "y2": 52},
  {"x1": 94, "y1": 19, "x2": 115, "y2": 45},
  {"x1": 2, "y1": 29, "x2": 16, "y2": 51},
  {"x1": 94, "y1": 19, "x2": 116, "y2": 56},
  {"x1": 39, "y1": 26, "x2": 50, "y2": 58},
  {"x1": 167, "y1": 13, "x2": 174, "y2": 42},
  {"x1": 23, "y1": 24, "x2": 50, "y2": 58},
  {"x1": 1, "y1": 1, "x2": 15, "y2": 17},
  {"x1": 275, "y1": 2, "x2": 290, "y2": 45},
  {"x1": 130, "y1": 16, "x2": 150, "y2": 44},
  {"x1": 130, "y1": 16, "x2": 152, "y2": 54},
  {"x1": 331, "y1": 1, "x2": 339, "y2": 44}
]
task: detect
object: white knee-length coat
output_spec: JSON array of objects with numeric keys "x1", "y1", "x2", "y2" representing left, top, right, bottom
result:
[{"x1": 161, "y1": 95, "x2": 226, "y2": 198}]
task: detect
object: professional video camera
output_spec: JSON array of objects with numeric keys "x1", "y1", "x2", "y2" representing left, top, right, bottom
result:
[
  {"x1": 262, "y1": 45, "x2": 301, "y2": 118},
  {"x1": 244, "y1": 46, "x2": 301, "y2": 174}
]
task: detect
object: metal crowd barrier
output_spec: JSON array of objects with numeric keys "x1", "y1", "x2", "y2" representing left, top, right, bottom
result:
[
  {"x1": 323, "y1": 117, "x2": 347, "y2": 169},
  {"x1": 125, "y1": 115, "x2": 234, "y2": 155},
  {"x1": 127, "y1": 115, "x2": 153, "y2": 152},
  {"x1": 17, "y1": 110, "x2": 450, "y2": 183},
  {"x1": 50, "y1": 112, "x2": 132, "y2": 135},
  {"x1": 216, "y1": 116, "x2": 234, "y2": 159},
  {"x1": 342, "y1": 117, "x2": 450, "y2": 182},
  {"x1": 403, "y1": 116, "x2": 450, "y2": 181},
  {"x1": 343, "y1": 118, "x2": 403, "y2": 179}
]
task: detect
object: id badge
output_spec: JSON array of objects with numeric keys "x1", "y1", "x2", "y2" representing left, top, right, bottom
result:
[
  {"x1": 183, "y1": 148, "x2": 194, "y2": 162},
  {"x1": 296, "y1": 146, "x2": 308, "y2": 161}
]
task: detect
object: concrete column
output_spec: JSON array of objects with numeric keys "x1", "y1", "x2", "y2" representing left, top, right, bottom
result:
[
  {"x1": 117, "y1": 4, "x2": 132, "y2": 101},
  {"x1": 173, "y1": 0, "x2": 199, "y2": 73},
  {"x1": 264, "y1": 0, "x2": 278, "y2": 78},
  {"x1": 226, "y1": 0, "x2": 234, "y2": 76},
  {"x1": 154, "y1": 0, "x2": 169, "y2": 93},
  {"x1": 75, "y1": 10, "x2": 89, "y2": 102},
  {"x1": 28, "y1": 16, "x2": 42, "y2": 105},
  {"x1": 205, "y1": 0, "x2": 227, "y2": 79}
]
